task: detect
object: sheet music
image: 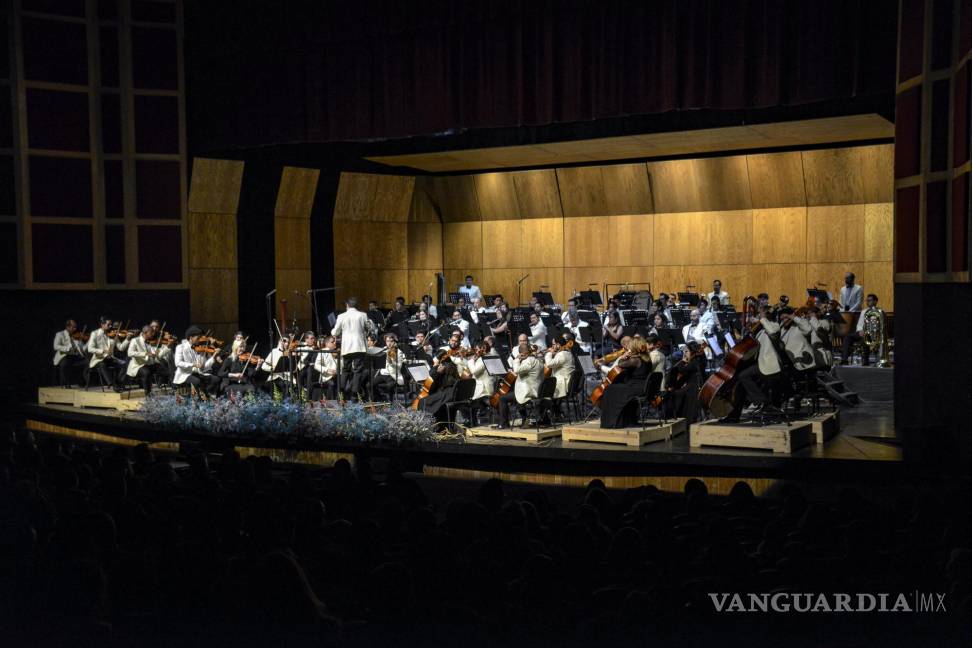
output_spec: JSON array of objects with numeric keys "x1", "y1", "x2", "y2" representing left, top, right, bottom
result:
[
  {"x1": 706, "y1": 335, "x2": 724, "y2": 357},
  {"x1": 483, "y1": 357, "x2": 507, "y2": 376},
  {"x1": 407, "y1": 364, "x2": 430, "y2": 382},
  {"x1": 724, "y1": 332, "x2": 736, "y2": 349}
]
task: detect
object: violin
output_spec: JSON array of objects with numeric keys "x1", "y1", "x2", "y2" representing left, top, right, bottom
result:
[
  {"x1": 147, "y1": 331, "x2": 177, "y2": 345},
  {"x1": 70, "y1": 330, "x2": 90, "y2": 343},
  {"x1": 192, "y1": 344, "x2": 220, "y2": 354},
  {"x1": 237, "y1": 351, "x2": 263, "y2": 366},
  {"x1": 107, "y1": 328, "x2": 138, "y2": 339},
  {"x1": 198, "y1": 335, "x2": 225, "y2": 348}
]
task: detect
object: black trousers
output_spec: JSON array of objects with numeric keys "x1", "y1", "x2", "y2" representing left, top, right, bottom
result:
[
  {"x1": 341, "y1": 355, "x2": 369, "y2": 398},
  {"x1": 728, "y1": 364, "x2": 775, "y2": 418},
  {"x1": 372, "y1": 374, "x2": 399, "y2": 402},
  {"x1": 56, "y1": 355, "x2": 87, "y2": 386},
  {"x1": 498, "y1": 390, "x2": 520, "y2": 426},
  {"x1": 841, "y1": 331, "x2": 869, "y2": 365},
  {"x1": 134, "y1": 365, "x2": 161, "y2": 394},
  {"x1": 185, "y1": 373, "x2": 220, "y2": 396},
  {"x1": 91, "y1": 357, "x2": 126, "y2": 387}
]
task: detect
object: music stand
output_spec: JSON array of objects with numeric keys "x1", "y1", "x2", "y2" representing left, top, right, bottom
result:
[
  {"x1": 271, "y1": 354, "x2": 295, "y2": 398},
  {"x1": 532, "y1": 291, "x2": 555, "y2": 306},
  {"x1": 677, "y1": 292, "x2": 701, "y2": 306},
  {"x1": 406, "y1": 363, "x2": 430, "y2": 384},
  {"x1": 483, "y1": 356, "x2": 508, "y2": 377},
  {"x1": 576, "y1": 353, "x2": 597, "y2": 375},
  {"x1": 579, "y1": 290, "x2": 603, "y2": 307},
  {"x1": 657, "y1": 328, "x2": 685, "y2": 353},
  {"x1": 807, "y1": 288, "x2": 830, "y2": 302},
  {"x1": 448, "y1": 292, "x2": 462, "y2": 304}
]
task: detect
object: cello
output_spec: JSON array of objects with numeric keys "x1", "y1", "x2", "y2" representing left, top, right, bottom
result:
[
  {"x1": 590, "y1": 346, "x2": 630, "y2": 407},
  {"x1": 488, "y1": 345, "x2": 541, "y2": 409}
]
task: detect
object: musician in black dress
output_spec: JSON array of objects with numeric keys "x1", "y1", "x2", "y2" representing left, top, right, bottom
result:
[
  {"x1": 663, "y1": 341, "x2": 706, "y2": 422},
  {"x1": 218, "y1": 333, "x2": 257, "y2": 396},
  {"x1": 599, "y1": 338, "x2": 653, "y2": 429},
  {"x1": 419, "y1": 350, "x2": 460, "y2": 427}
]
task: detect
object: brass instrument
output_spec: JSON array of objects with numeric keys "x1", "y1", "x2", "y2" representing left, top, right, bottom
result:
[{"x1": 862, "y1": 307, "x2": 889, "y2": 367}]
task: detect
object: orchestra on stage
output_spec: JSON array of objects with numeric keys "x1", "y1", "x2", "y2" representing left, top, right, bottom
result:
[{"x1": 50, "y1": 272, "x2": 891, "y2": 430}]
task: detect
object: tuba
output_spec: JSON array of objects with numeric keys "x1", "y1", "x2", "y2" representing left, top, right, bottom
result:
[{"x1": 862, "y1": 307, "x2": 888, "y2": 366}]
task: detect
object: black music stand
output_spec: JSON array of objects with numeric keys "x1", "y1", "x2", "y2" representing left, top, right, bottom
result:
[
  {"x1": 532, "y1": 291, "x2": 555, "y2": 306},
  {"x1": 448, "y1": 292, "x2": 462, "y2": 304},
  {"x1": 270, "y1": 354, "x2": 295, "y2": 399},
  {"x1": 579, "y1": 290, "x2": 603, "y2": 307},
  {"x1": 807, "y1": 288, "x2": 830, "y2": 302},
  {"x1": 677, "y1": 292, "x2": 701, "y2": 306},
  {"x1": 656, "y1": 328, "x2": 685, "y2": 353}
]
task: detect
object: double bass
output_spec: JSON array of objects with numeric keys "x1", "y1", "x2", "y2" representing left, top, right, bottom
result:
[{"x1": 698, "y1": 313, "x2": 774, "y2": 417}]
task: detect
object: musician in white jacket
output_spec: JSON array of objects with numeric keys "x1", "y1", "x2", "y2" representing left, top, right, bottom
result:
[
  {"x1": 779, "y1": 309, "x2": 816, "y2": 372},
  {"x1": 722, "y1": 307, "x2": 783, "y2": 422},
  {"x1": 544, "y1": 341, "x2": 574, "y2": 399},
  {"x1": 497, "y1": 343, "x2": 544, "y2": 429},
  {"x1": 173, "y1": 326, "x2": 219, "y2": 397},
  {"x1": 331, "y1": 297, "x2": 375, "y2": 398},
  {"x1": 373, "y1": 333, "x2": 406, "y2": 402},
  {"x1": 126, "y1": 325, "x2": 162, "y2": 394},
  {"x1": 53, "y1": 319, "x2": 88, "y2": 386},
  {"x1": 86, "y1": 317, "x2": 126, "y2": 389}
]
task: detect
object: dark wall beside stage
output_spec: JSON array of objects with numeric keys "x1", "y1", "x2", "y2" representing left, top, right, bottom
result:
[
  {"x1": 184, "y1": 0, "x2": 897, "y2": 151},
  {"x1": 0, "y1": 290, "x2": 189, "y2": 409}
]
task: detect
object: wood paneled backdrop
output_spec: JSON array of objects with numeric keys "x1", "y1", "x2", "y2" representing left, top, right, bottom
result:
[
  {"x1": 187, "y1": 158, "x2": 244, "y2": 339},
  {"x1": 334, "y1": 144, "x2": 894, "y2": 310}
]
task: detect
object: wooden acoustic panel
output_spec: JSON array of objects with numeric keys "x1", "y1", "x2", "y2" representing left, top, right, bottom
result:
[
  {"x1": 187, "y1": 158, "x2": 244, "y2": 215},
  {"x1": 274, "y1": 217, "x2": 311, "y2": 270},
  {"x1": 704, "y1": 210, "x2": 753, "y2": 265},
  {"x1": 480, "y1": 268, "x2": 526, "y2": 305},
  {"x1": 746, "y1": 152, "x2": 806, "y2": 208},
  {"x1": 695, "y1": 264, "x2": 755, "y2": 304},
  {"x1": 474, "y1": 172, "x2": 519, "y2": 220},
  {"x1": 752, "y1": 207, "x2": 807, "y2": 264},
  {"x1": 802, "y1": 148, "x2": 866, "y2": 206},
  {"x1": 653, "y1": 212, "x2": 705, "y2": 266},
  {"x1": 858, "y1": 144, "x2": 894, "y2": 204},
  {"x1": 806, "y1": 205, "x2": 865, "y2": 263},
  {"x1": 520, "y1": 217, "x2": 564, "y2": 268},
  {"x1": 563, "y1": 216, "x2": 604, "y2": 267},
  {"x1": 647, "y1": 155, "x2": 751, "y2": 213},
  {"x1": 431, "y1": 175, "x2": 481, "y2": 222},
  {"x1": 563, "y1": 265, "x2": 652, "y2": 300},
  {"x1": 751, "y1": 264, "x2": 808, "y2": 304},
  {"x1": 863, "y1": 261, "x2": 894, "y2": 311},
  {"x1": 442, "y1": 221, "x2": 483, "y2": 269},
  {"x1": 335, "y1": 269, "x2": 408, "y2": 308},
  {"x1": 610, "y1": 214, "x2": 653, "y2": 266},
  {"x1": 482, "y1": 220, "x2": 522, "y2": 269},
  {"x1": 189, "y1": 267, "x2": 238, "y2": 324},
  {"x1": 333, "y1": 221, "x2": 407, "y2": 270},
  {"x1": 188, "y1": 212, "x2": 237, "y2": 269},
  {"x1": 275, "y1": 167, "x2": 320, "y2": 219},
  {"x1": 408, "y1": 269, "x2": 440, "y2": 303},
  {"x1": 512, "y1": 169, "x2": 562, "y2": 219},
  {"x1": 407, "y1": 221, "x2": 443, "y2": 270},
  {"x1": 603, "y1": 164, "x2": 653, "y2": 215},
  {"x1": 409, "y1": 178, "x2": 441, "y2": 223},
  {"x1": 864, "y1": 203, "x2": 894, "y2": 262},
  {"x1": 520, "y1": 266, "x2": 566, "y2": 305},
  {"x1": 556, "y1": 166, "x2": 608, "y2": 217},
  {"x1": 334, "y1": 172, "x2": 414, "y2": 222}
]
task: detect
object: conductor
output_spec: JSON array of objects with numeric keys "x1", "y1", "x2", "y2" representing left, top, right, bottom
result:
[{"x1": 331, "y1": 296, "x2": 375, "y2": 399}]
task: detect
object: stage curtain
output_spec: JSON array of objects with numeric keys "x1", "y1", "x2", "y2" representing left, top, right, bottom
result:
[{"x1": 186, "y1": 0, "x2": 896, "y2": 149}]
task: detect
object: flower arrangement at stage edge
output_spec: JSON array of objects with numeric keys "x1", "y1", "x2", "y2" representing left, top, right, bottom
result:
[{"x1": 140, "y1": 393, "x2": 437, "y2": 444}]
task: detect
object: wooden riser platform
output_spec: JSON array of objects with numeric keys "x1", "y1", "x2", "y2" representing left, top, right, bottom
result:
[
  {"x1": 690, "y1": 420, "x2": 813, "y2": 454},
  {"x1": 562, "y1": 419, "x2": 687, "y2": 447},
  {"x1": 793, "y1": 410, "x2": 840, "y2": 445},
  {"x1": 38, "y1": 386, "x2": 145, "y2": 412},
  {"x1": 467, "y1": 425, "x2": 562, "y2": 443}
]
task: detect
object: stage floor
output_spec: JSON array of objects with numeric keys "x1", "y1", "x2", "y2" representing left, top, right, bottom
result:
[{"x1": 20, "y1": 397, "x2": 905, "y2": 484}]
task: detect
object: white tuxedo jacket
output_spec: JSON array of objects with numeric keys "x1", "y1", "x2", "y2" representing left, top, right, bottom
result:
[
  {"x1": 126, "y1": 335, "x2": 159, "y2": 377},
  {"x1": 173, "y1": 340, "x2": 216, "y2": 384},
  {"x1": 466, "y1": 355, "x2": 496, "y2": 401},
  {"x1": 331, "y1": 307, "x2": 373, "y2": 356},
  {"x1": 545, "y1": 350, "x2": 574, "y2": 399},
  {"x1": 754, "y1": 318, "x2": 782, "y2": 375},
  {"x1": 781, "y1": 316, "x2": 815, "y2": 371},
  {"x1": 53, "y1": 329, "x2": 85, "y2": 366},
  {"x1": 86, "y1": 329, "x2": 114, "y2": 368},
  {"x1": 514, "y1": 355, "x2": 544, "y2": 404}
]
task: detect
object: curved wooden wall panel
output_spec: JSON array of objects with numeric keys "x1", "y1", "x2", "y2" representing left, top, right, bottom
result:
[{"x1": 333, "y1": 144, "x2": 895, "y2": 312}]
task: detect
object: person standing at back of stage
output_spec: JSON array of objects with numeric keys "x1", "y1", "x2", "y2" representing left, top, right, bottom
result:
[
  {"x1": 459, "y1": 275, "x2": 482, "y2": 302},
  {"x1": 839, "y1": 272, "x2": 863, "y2": 312},
  {"x1": 330, "y1": 296, "x2": 375, "y2": 399}
]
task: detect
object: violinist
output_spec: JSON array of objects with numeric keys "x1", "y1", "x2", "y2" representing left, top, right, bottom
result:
[
  {"x1": 87, "y1": 317, "x2": 127, "y2": 390},
  {"x1": 372, "y1": 333, "x2": 405, "y2": 402},
  {"x1": 507, "y1": 333, "x2": 530, "y2": 367},
  {"x1": 148, "y1": 320, "x2": 175, "y2": 380},
  {"x1": 260, "y1": 336, "x2": 295, "y2": 395},
  {"x1": 313, "y1": 335, "x2": 339, "y2": 400},
  {"x1": 720, "y1": 305, "x2": 783, "y2": 423},
  {"x1": 53, "y1": 319, "x2": 88, "y2": 386},
  {"x1": 565, "y1": 313, "x2": 591, "y2": 354},
  {"x1": 807, "y1": 306, "x2": 834, "y2": 368},
  {"x1": 779, "y1": 307, "x2": 816, "y2": 372},
  {"x1": 682, "y1": 309, "x2": 707, "y2": 349},
  {"x1": 125, "y1": 325, "x2": 163, "y2": 394},
  {"x1": 545, "y1": 339, "x2": 575, "y2": 416},
  {"x1": 602, "y1": 311, "x2": 624, "y2": 353},
  {"x1": 218, "y1": 332, "x2": 257, "y2": 395},
  {"x1": 596, "y1": 336, "x2": 631, "y2": 376},
  {"x1": 663, "y1": 341, "x2": 707, "y2": 422},
  {"x1": 418, "y1": 349, "x2": 460, "y2": 426},
  {"x1": 466, "y1": 340, "x2": 497, "y2": 424},
  {"x1": 449, "y1": 310, "x2": 471, "y2": 348},
  {"x1": 528, "y1": 312, "x2": 548, "y2": 351},
  {"x1": 173, "y1": 326, "x2": 221, "y2": 397},
  {"x1": 411, "y1": 331, "x2": 434, "y2": 364},
  {"x1": 496, "y1": 342, "x2": 544, "y2": 430}
]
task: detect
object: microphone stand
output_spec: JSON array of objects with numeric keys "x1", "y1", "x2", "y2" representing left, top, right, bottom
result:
[
  {"x1": 308, "y1": 286, "x2": 339, "y2": 335},
  {"x1": 265, "y1": 289, "x2": 276, "y2": 349},
  {"x1": 516, "y1": 273, "x2": 530, "y2": 308}
]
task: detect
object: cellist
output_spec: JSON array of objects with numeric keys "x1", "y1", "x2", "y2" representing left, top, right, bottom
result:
[{"x1": 720, "y1": 305, "x2": 783, "y2": 423}]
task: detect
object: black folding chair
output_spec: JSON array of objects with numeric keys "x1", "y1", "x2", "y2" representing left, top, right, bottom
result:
[
  {"x1": 559, "y1": 369, "x2": 585, "y2": 423},
  {"x1": 444, "y1": 378, "x2": 478, "y2": 431},
  {"x1": 521, "y1": 376, "x2": 558, "y2": 431},
  {"x1": 636, "y1": 372, "x2": 664, "y2": 429}
]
